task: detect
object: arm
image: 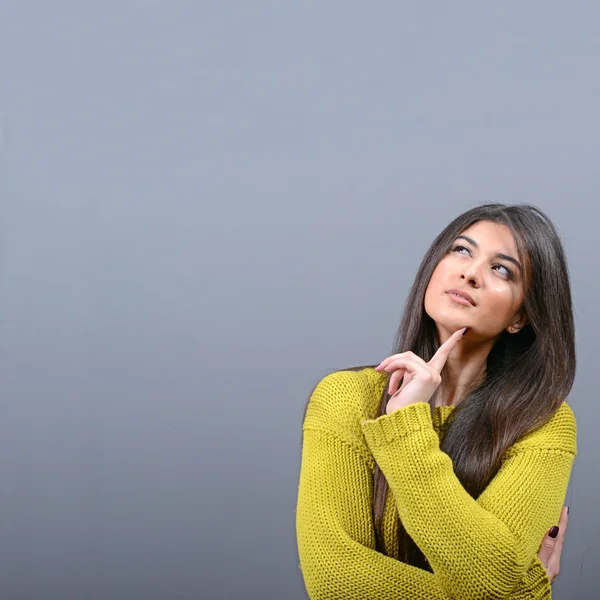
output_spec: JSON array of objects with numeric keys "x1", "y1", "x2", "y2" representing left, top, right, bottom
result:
[
  {"x1": 361, "y1": 402, "x2": 576, "y2": 600},
  {"x1": 511, "y1": 557, "x2": 553, "y2": 599},
  {"x1": 297, "y1": 373, "x2": 557, "y2": 599},
  {"x1": 297, "y1": 425, "x2": 451, "y2": 599}
]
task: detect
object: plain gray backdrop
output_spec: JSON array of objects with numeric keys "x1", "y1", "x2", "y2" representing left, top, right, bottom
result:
[{"x1": 0, "y1": 2, "x2": 598, "y2": 599}]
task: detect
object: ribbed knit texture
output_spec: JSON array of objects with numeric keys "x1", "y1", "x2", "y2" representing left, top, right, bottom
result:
[{"x1": 296, "y1": 367, "x2": 577, "y2": 600}]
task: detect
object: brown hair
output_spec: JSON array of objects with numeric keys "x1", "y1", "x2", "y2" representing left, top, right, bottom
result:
[{"x1": 304, "y1": 202, "x2": 575, "y2": 569}]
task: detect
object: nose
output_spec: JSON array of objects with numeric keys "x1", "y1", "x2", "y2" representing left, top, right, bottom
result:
[{"x1": 461, "y1": 260, "x2": 483, "y2": 286}]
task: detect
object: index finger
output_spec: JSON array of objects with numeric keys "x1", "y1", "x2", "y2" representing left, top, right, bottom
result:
[
  {"x1": 552, "y1": 506, "x2": 569, "y2": 554},
  {"x1": 428, "y1": 327, "x2": 469, "y2": 373}
]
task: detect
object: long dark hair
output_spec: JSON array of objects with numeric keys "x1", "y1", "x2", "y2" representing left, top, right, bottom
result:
[{"x1": 303, "y1": 203, "x2": 576, "y2": 570}]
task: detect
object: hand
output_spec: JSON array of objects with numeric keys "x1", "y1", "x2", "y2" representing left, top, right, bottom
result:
[
  {"x1": 374, "y1": 327, "x2": 468, "y2": 414},
  {"x1": 537, "y1": 506, "x2": 569, "y2": 585}
]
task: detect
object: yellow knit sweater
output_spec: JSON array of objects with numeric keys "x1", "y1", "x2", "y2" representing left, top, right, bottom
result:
[{"x1": 296, "y1": 367, "x2": 577, "y2": 600}]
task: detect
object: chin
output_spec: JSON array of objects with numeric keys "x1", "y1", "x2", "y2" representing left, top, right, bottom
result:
[{"x1": 428, "y1": 310, "x2": 470, "y2": 334}]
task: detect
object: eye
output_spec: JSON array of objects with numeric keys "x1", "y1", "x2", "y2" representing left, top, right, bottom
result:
[
  {"x1": 493, "y1": 264, "x2": 514, "y2": 279},
  {"x1": 451, "y1": 245, "x2": 514, "y2": 280},
  {"x1": 451, "y1": 244, "x2": 470, "y2": 255}
]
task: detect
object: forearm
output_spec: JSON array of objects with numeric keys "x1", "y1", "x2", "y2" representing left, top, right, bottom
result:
[
  {"x1": 297, "y1": 427, "x2": 449, "y2": 599},
  {"x1": 297, "y1": 427, "x2": 552, "y2": 600},
  {"x1": 509, "y1": 557, "x2": 552, "y2": 599},
  {"x1": 362, "y1": 403, "x2": 573, "y2": 599}
]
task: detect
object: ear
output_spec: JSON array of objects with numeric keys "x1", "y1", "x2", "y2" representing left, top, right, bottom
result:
[{"x1": 508, "y1": 309, "x2": 529, "y2": 334}]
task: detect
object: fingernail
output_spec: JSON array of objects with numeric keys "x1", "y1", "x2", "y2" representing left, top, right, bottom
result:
[
  {"x1": 462, "y1": 327, "x2": 470, "y2": 336},
  {"x1": 567, "y1": 506, "x2": 570, "y2": 515},
  {"x1": 549, "y1": 526, "x2": 559, "y2": 538}
]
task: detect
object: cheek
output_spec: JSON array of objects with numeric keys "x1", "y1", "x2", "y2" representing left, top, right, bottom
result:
[
  {"x1": 423, "y1": 268, "x2": 448, "y2": 315},
  {"x1": 426, "y1": 263, "x2": 445, "y2": 292},
  {"x1": 480, "y1": 285, "x2": 521, "y2": 319},
  {"x1": 424, "y1": 270, "x2": 442, "y2": 305}
]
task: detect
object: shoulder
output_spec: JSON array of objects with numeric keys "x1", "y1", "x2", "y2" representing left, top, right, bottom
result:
[
  {"x1": 506, "y1": 402, "x2": 578, "y2": 458},
  {"x1": 303, "y1": 367, "x2": 386, "y2": 443}
]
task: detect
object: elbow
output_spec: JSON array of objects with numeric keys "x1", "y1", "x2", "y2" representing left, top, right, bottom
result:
[
  {"x1": 296, "y1": 529, "x2": 341, "y2": 599},
  {"x1": 296, "y1": 522, "x2": 377, "y2": 599},
  {"x1": 297, "y1": 547, "x2": 341, "y2": 600}
]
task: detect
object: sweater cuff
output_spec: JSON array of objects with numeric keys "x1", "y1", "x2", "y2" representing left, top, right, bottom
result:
[
  {"x1": 517, "y1": 556, "x2": 552, "y2": 599},
  {"x1": 361, "y1": 402, "x2": 433, "y2": 446}
]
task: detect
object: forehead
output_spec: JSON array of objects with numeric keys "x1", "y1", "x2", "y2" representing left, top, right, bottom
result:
[{"x1": 459, "y1": 221, "x2": 518, "y2": 254}]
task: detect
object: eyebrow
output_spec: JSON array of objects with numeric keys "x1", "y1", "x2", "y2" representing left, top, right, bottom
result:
[{"x1": 455, "y1": 235, "x2": 522, "y2": 272}]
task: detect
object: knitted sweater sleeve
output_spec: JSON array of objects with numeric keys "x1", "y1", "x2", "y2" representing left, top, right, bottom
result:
[
  {"x1": 296, "y1": 371, "x2": 558, "y2": 600},
  {"x1": 361, "y1": 401, "x2": 577, "y2": 600},
  {"x1": 297, "y1": 426, "x2": 449, "y2": 599}
]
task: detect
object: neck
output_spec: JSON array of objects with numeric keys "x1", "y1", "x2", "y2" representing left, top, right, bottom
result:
[{"x1": 435, "y1": 327, "x2": 496, "y2": 407}]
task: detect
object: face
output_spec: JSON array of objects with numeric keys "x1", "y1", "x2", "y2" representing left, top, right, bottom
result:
[{"x1": 424, "y1": 220, "x2": 528, "y2": 340}]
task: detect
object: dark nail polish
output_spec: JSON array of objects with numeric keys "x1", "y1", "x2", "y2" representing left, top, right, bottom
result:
[
  {"x1": 549, "y1": 526, "x2": 559, "y2": 539},
  {"x1": 567, "y1": 506, "x2": 570, "y2": 515},
  {"x1": 462, "y1": 327, "x2": 470, "y2": 336}
]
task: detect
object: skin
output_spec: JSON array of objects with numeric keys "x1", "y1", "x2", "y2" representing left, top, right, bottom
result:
[
  {"x1": 423, "y1": 220, "x2": 529, "y2": 407},
  {"x1": 378, "y1": 220, "x2": 528, "y2": 405},
  {"x1": 375, "y1": 220, "x2": 529, "y2": 411},
  {"x1": 374, "y1": 220, "x2": 567, "y2": 584},
  {"x1": 539, "y1": 506, "x2": 569, "y2": 585}
]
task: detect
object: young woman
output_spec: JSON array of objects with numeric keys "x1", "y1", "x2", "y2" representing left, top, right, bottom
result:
[{"x1": 296, "y1": 203, "x2": 576, "y2": 599}]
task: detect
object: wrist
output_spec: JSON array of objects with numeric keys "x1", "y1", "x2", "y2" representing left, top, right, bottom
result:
[{"x1": 386, "y1": 398, "x2": 414, "y2": 415}]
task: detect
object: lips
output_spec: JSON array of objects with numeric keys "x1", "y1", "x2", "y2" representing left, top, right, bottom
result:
[{"x1": 446, "y1": 289, "x2": 476, "y2": 306}]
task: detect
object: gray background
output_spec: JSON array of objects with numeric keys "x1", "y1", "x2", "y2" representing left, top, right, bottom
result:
[{"x1": 0, "y1": 2, "x2": 598, "y2": 599}]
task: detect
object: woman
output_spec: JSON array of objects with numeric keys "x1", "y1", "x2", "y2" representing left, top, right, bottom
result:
[{"x1": 296, "y1": 203, "x2": 577, "y2": 599}]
